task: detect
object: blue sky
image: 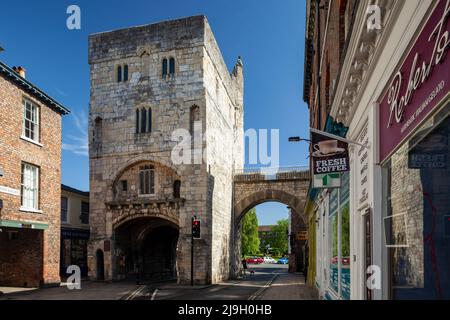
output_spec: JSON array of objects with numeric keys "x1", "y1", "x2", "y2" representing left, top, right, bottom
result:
[{"x1": 0, "y1": 0, "x2": 308, "y2": 224}]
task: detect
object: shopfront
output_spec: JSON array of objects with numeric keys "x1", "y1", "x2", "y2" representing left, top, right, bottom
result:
[
  {"x1": 61, "y1": 228, "x2": 90, "y2": 277},
  {"x1": 379, "y1": 0, "x2": 450, "y2": 300}
]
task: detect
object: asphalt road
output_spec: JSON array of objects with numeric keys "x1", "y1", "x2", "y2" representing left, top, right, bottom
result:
[{"x1": 131, "y1": 263, "x2": 290, "y2": 300}]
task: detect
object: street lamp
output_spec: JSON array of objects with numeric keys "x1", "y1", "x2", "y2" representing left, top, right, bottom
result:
[{"x1": 288, "y1": 137, "x2": 310, "y2": 143}]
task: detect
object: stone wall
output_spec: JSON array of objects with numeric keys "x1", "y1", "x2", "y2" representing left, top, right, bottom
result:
[{"x1": 88, "y1": 15, "x2": 244, "y2": 284}]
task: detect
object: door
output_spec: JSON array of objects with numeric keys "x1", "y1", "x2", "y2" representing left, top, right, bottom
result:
[{"x1": 364, "y1": 209, "x2": 373, "y2": 300}]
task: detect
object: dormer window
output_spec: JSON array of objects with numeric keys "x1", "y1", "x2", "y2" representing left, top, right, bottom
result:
[{"x1": 117, "y1": 64, "x2": 129, "y2": 82}]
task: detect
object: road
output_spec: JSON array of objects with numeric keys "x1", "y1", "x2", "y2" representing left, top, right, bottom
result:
[
  {"x1": 130, "y1": 263, "x2": 317, "y2": 300},
  {"x1": 0, "y1": 264, "x2": 316, "y2": 300}
]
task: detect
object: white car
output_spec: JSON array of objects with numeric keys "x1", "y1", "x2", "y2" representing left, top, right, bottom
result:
[{"x1": 263, "y1": 256, "x2": 277, "y2": 264}]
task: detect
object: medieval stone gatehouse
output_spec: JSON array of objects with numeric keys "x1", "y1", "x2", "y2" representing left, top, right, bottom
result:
[{"x1": 88, "y1": 15, "x2": 244, "y2": 284}]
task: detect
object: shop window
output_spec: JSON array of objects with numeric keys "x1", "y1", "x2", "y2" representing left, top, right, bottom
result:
[
  {"x1": 383, "y1": 104, "x2": 450, "y2": 299},
  {"x1": 7, "y1": 231, "x2": 19, "y2": 241},
  {"x1": 328, "y1": 172, "x2": 351, "y2": 300}
]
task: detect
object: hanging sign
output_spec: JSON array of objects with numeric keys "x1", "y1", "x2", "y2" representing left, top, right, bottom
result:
[{"x1": 311, "y1": 130, "x2": 350, "y2": 175}]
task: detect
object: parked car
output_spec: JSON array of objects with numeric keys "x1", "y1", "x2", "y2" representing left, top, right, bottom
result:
[
  {"x1": 277, "y1": 257, "x2": 289, "y2": 265},
  {"x1": 331, "y1": 256, "x2": 351, "y2": 265},
  {"x1": 263, "y1": 256, "x2": 277, "y2": 264},
  {"x1": 246, "y1": 257, "x2": 263, "y2": 264}
]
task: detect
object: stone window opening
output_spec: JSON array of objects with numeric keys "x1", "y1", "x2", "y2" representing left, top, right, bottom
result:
[
  {"x1": 93, "y1": 116, "x2": 103, "y2": 152},
  {"x1": 136, "y1": 107, "x2": 152, "y2": 134},
  {"x1": 162, "y1": 57, "x2": 175, "y2": 78},
  {"x1": 173, "y1": 180, "x2": 181, "y2": 199},
  {"x1": 120, "y1": 180, "x2": 128, "y2": 192},
  {"x1": 162, "y1": 58, "x2": 168, "y2": 77},
  {"x1": 22, "y1": 99, "x2": 39, "y2": 143},
  {"x1": 169, "y1": 57, "x2": 175, "y2": 76},
  {"x1": 117, "y1": 64, "x2": 129, "y2": 82},
  {"x1": 190, "y1": 105, "x2": 200, "y2": 151},
  {"x1": 139, "y1": 165, "x2": 155, "y2": 195}
]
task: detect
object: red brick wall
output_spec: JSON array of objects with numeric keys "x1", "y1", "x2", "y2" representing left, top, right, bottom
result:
[
  {"x1": 307, "y1": 0, "x2": 356, "y2": 130},
  {"x1": 0, "y1": 74, "x2": 62, "y2": 286},
  {"x1": 0, "y1": 228, "x2": 44, "y2": 287}
]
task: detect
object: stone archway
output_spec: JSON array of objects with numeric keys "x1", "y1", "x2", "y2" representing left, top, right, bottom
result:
[
  {"x1": 231, "y1": 168, "x2": 310, "y2": 278},
  {"x1": 114, "y1": 217, "x2": 180, "y2": 282},
  {"x1": 234, "y1": 189, "x2": 306, "y2": 225}
]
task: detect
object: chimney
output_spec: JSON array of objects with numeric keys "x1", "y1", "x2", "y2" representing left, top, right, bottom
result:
[{"x1": 12, "y1": 66, "x2": 26, "y2": 78}]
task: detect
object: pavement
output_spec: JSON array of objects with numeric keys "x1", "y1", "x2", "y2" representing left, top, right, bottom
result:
[
  {"x1": 258, "y1": 272, "x2": 318, "y2": 300},
  {"x1": 0, "y1": 281, "x2": 140, "y2": 300}
]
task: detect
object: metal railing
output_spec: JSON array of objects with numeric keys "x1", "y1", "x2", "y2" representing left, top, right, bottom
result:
[{"x1": 234, "y1": 166, "x2": 310, "y2": 182}]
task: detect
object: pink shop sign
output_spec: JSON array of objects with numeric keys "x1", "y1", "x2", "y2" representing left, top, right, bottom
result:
[{"x1": 379, "y1": 0, "x2": 450, "y2": 163}]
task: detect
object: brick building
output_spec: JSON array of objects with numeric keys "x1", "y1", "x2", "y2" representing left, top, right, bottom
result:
[
  {"x1": 303, "y1": 0, "x2": 358, "y2": 300},
  {"x1": 0, "y1": 61, "x2": 70, "y2": 287},
  {"x1": 60, "y1": 185, "x2": 90, "y2": 278}
]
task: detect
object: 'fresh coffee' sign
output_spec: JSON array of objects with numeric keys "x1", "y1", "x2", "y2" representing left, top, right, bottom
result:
[{"x1": 311, "y1": 131, "x2": 349, "y2": 175}]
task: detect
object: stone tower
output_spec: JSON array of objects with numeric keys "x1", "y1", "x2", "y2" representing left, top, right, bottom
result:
[{"x1": 88, "y1": 15, "x2": 244, "y2": 284}]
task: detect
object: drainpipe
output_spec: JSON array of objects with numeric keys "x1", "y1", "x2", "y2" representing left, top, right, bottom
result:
[{"x1": 316, "y1": 0, "x2": 322, "y2": 130}]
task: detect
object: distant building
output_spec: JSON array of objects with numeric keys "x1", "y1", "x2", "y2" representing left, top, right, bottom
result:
[
  {"x1": 0, "y1": 60, "x2": 70, "y2": 287},
  {"x1": 60, "y1": 185, "x2": 90, "y2": 277},
  {"x1": 258, "y1": 225, "x2": 275, "y2": 251}
]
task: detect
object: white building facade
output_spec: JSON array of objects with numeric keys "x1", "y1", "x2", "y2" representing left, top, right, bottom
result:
[{"x1": 331, "y1": 0, "x2": 450, "y2": 299}]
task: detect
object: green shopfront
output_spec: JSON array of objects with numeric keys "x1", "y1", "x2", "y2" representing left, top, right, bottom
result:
[{"x1": 325, "y1": 172, "x2": 351, "y2": 300}]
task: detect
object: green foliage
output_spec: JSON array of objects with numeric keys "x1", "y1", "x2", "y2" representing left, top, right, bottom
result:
[
  {"x1": 332, "y1": 215, "x2": 338, "y2": 257},
  {"x1": 241, "y1": 208, "x2": 260, "y2": 256},
  {"x1": 331, "y1": 203, "x2": 350, "y2": 258},
  {"x1": 265, "y1": 219, "x2": 289, "y2": 256}
]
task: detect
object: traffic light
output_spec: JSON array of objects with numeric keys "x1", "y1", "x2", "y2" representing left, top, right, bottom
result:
[{"x1": 192, "y1": 218, "x2": 201, "y2": 239}]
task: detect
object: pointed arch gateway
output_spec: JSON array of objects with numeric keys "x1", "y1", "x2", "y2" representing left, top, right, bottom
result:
[{"x1": 108, "y1": 158, "x2": 184, "y2": 281}]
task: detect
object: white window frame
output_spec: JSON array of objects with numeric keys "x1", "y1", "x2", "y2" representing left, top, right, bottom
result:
[
  {"x1": 22, "y1": 99, "x2": 40, "y2": 143},
  {"x1": 21, "y1": 163, "x2": 39, "y2": 211}
]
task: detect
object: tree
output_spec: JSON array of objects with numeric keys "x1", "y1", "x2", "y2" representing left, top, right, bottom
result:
[
  {"x1": 241, "y1": 208, "x2": 260, "y2": 256},
  {"x1": 267, "y1": 219, "x2": 289, "y2": 256}
]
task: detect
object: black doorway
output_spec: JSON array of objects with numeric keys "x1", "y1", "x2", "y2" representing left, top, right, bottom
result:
[{"x1": 96, "y1": 249, "x2": 105, "y2": 281}]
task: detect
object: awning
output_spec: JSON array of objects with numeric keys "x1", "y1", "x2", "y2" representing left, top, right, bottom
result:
[{"x1": 0, "y1": 219, "x2": 48, "y2": 230}]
